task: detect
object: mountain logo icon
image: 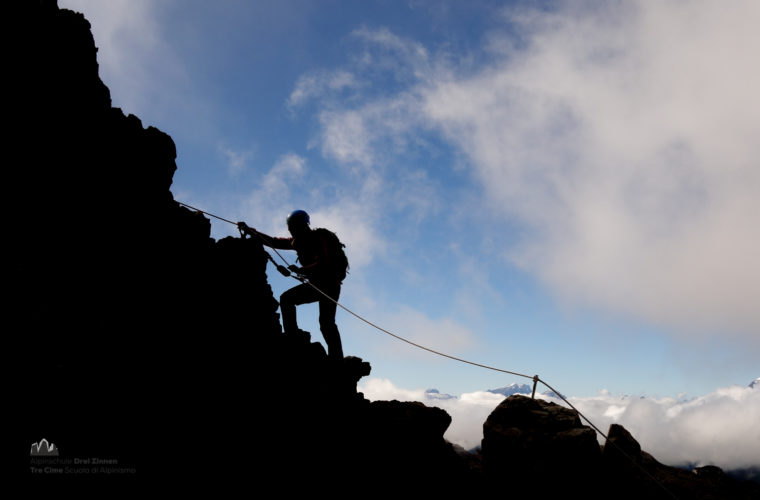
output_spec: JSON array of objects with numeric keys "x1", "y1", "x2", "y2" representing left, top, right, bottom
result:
[{"x1": 30, "y1": 438, "x2": 59, "y2": 456}]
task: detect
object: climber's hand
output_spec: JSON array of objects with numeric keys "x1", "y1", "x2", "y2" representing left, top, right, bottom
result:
[
  {"x1": 288, "y1": 265, "x2": 302, "y2": 274},
  {"x1": 275, "y1": 265, "x2": 292, "y2": 277}
]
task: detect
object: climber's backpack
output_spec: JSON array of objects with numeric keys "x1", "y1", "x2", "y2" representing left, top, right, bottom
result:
[{"x1": 314, "y1": 227, "x2": 349, "y2": 282}]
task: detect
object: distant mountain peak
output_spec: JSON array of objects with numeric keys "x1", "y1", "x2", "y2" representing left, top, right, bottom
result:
[
  {"x1": 487, "y1": 383, "x2": 565, "y2": 399},
  {"x1": 488, "y1": 383, "x2": 532, "y2": 397},
  {"x1": 750, "y1": 378, "x2": 760, "y2": 389},
  {"x1": 425, "y1": 388, "x2": 456, "y2": 400}
]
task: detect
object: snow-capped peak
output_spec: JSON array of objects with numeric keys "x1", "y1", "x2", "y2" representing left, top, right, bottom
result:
[
  {"x1": 425, "y1": 388, "x2": 456, "y2": 400},
  {"x1": 487, "y1": 383, "x2": 532, "y2": 397}
]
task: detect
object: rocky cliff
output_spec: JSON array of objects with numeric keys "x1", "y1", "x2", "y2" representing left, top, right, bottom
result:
[
  {"x1": 10, "y1": 2, "x2": 758, "y2": 497},
  {"x1": 9, "y1": 1, "x2": 464, "y2": 491}
]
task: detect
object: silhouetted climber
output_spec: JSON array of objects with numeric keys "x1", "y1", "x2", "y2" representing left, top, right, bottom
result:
[{"x1": 238, "y1": 210, "x2": 348, "y2": 360}]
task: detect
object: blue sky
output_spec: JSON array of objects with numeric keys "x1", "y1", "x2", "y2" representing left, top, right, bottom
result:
[{"x1": 60, "y1": 0, "x2": 759, "y2": 406}]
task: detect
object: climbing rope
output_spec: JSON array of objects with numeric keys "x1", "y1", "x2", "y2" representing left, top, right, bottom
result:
[
  {"x1": 177, "y1": 200, "x2": 676, "y2": 498},
  {"x1": 177, "y1": 201, "x2": 535, "y2": 379},
  {"x1": 178, "y1": 201, "x2": 294, "y2": 266}
]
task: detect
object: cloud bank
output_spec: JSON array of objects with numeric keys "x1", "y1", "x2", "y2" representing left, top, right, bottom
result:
[
  {"x1": 360, "y1": 377, "x2": 760, "y2": 470},
  {"x1": 420, "y1": 0, "x2": 760, "y2": 339}
]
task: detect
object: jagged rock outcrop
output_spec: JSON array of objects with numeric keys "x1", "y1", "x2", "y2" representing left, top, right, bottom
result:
[
  {"x1": 481, "y1": 395, "x2": 601, "y2": 492},
  {"x1": 10, "y1": 1, "x2": 461, "y2": 491},
  {"x1": 601, "y1": 423, "x2": 760, "y2": 499},
  {"x1": 479, "y1": 396, "x2": 760, "y2": 499}
]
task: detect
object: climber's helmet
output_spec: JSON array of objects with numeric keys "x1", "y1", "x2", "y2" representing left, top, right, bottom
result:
[{"x1": 287, "y1": 209, "x2": 310, "y2": 234}]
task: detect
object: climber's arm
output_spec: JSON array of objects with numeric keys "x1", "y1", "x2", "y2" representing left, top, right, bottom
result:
[{"x1": 238, "y1": 222, "x2": 293, "y2": 250}]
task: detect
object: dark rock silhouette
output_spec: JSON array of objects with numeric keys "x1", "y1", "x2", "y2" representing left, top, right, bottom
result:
[
  {"x1": 481, "y1": 395, "x2": 601, "y2": 492},
  {"x1": 9, "y1": 2, "x2": 759, "y2": 497},
  {"x1": 479, "y1": 397, "x2": 759, "y2": 499},
  {"x1": 599, "y1": 423, "x2": 760, "y2": 499},
  {"x1": 8, "y1": 2, "x2": 460, "y2": 492}
]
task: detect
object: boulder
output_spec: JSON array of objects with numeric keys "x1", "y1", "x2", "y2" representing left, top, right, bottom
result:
[
  {"x1": 603, "y1": 423, "x2": 642, "y2": 469},
  {"x1": 481, "y1": 395, "x2": 601, "y2": 491},
  {"x1": 601, "y1": 424, "x2": 760, "y2": 499}
]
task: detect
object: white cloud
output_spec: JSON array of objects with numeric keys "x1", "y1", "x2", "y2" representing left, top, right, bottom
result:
[
  {"x1": 318, "y1": 110, "x2": 374, "y2": 168},
  {"x1": 351, "y1": 26, "x2": 431, "y2": 81},
  {"x1": 59, "y1": 0, "x2": 189, "y2": 121},
  {"x1": 288, "y1": 70, "x2": 359, "y2": 109},
  {"x1": 238, "y1": 153, "x2": 309, "y2": 234},
  {"x1": 376, "y1": 305, "x2": 476, "y2": 359},
  {"x1": 317, "y1": 92, "x2": 428, "y2": 171},
  {"x1": 439, "y1": 390, "x2": 506, "y2": 451},
  {"x1": 360, "y1": 378, "x2": 760, "y2": 470},
  {"x1": 361, "y1": 377, "x2": 428, "y2": 401},
  {"x1": 360, "y1": 378, "x2": 503, "y2": 451},
  {"x1": 264, "y1": 153, "x2": 306, "y2": 190},
  {"x1": 300, "y1": 27, "x2": 436, "y2": 171},
  {"x1": 419, "y1": 0, "x2": 760, "y2": 339},
  {"x1": 219, "y1": 145, "x2": 255, "y2": 177},
  {"x1": 569, "y1": 383, "x2": 760, "y2": 470}
]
